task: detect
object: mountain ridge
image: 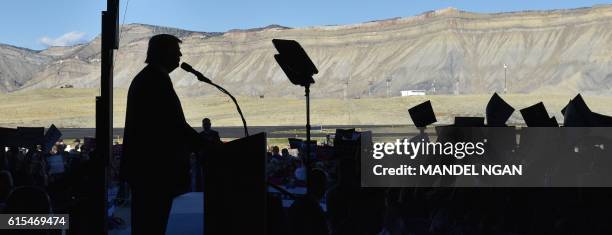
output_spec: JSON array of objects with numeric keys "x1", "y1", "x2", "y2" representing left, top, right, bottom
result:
[{"x1": 1, "y1": 5, "x2": 612, "y2": 97}]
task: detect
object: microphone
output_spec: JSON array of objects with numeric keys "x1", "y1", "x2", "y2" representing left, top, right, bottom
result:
[
  {"x1": 181, "y1": 61, "x2": 250, "y2": 137},
  {"x1": 181, "y1": 62, "x2": 212, "y2": 83}
]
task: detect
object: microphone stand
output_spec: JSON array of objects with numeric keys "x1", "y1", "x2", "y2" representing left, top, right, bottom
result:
[{"x1": 204, "y1": 80, "x2": 249, "y2": 137}]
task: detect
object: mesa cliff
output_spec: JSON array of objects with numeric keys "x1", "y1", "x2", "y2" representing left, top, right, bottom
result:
[{"x1": 2, "y1": 5, "x2": 612, "y2": 98}]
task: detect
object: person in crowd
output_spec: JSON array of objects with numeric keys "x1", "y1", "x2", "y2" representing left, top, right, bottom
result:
[
  {"x1": 6, "y1": 147, "x2": 31, "y2": 187},
  {"x1": 194, "y1": 117, "x2": 222, "y2": 191},
  {"x1": 72, "y1": 139, "x2": 82, "y2": 153},
  {"x1": 266, "y1": 151, "x2": 279, "y2": 182},
  {"x1": 28, "y1": 148, "x2": 48, "y2": 188},
  {"x1": 199, "y1": 117, "x2": 221, "y2": 144},
  {"x1": 0, "y1": 170, "x2": 13, "y2": 208},
  {"x1": 46, "y1": 145, "x2": 65, "y2": 184},
  {"x1": 56, "y1": 140, "x2": 67, "y2": 154},
  {"x1": 293, "y1": 159, "x2": 307, "y2": 183},
  {"x1": 3, "y1": 186, "x2": 53, "y2": 235},
  {"x1": 281, "y1": 148, "x2": 292, "y2": 158},
  {"x1": 5, "y1": 147, "x2": 18, "y2": 177},
  {"x1": 271, "y1": 146, "x2": 282, "y2": 161},
  {"x1": 0, "y1": 147, "x2": 7, "y2": 171},
  {"x1": 279, "y1": 148, "x2": 297, "y2": 183},
  {"x1": 288, "y1": 168, "x2": 329, "y2": 235}
]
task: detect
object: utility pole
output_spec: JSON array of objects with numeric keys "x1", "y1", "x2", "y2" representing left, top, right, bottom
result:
[
  {"x1": 344, "y1": 79, "x2": 349, "y2": 100},
  {"x1": 345, "y1": 78, "x2": 351, "y2": 123},
  {"x1": 503, "y1": 64, "x2": 508, "y2": 94},
  {"x1": 432, "y1": 79, "x2": 436, "y2": 94},
  {"x1": 455, "y1": 79, "x2": 459, "y2": 95},
  {"x1": 386, "y1": 77, "x2": 392, "y2": 98}
]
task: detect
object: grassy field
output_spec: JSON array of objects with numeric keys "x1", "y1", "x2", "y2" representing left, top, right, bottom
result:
[{"x1": 0, "y1": 88, "x2": 611, "y2": 128}]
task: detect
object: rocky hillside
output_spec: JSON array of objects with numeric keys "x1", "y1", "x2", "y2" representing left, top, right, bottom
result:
[
  {"x1": 0, "y1": 44, "x2": 52, "y2": 92},
  {"x1": 2, "y1": 5, "x2": 612, "y2": 98}
]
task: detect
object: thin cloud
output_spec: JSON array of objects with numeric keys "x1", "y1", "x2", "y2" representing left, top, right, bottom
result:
[{"x1": 39, "y1": 31, "x2": 89, "y2": 47}]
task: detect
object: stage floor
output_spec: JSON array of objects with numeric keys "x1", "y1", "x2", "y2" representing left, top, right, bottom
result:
[{"x1": 109, "y1": 192, "x2": 204, "y2": 235}]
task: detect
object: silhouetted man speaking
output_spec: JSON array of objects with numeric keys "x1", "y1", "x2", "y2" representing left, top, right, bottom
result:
[{"x1": 120, "y1": 34, "x2": 204, "y2": 234}]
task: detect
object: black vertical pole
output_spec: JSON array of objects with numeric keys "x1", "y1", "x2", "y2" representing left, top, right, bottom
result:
[
  {"x1": 93, "y1": 0, "x2": 118, "y2": 234},
  {"x1": 305, "y1": 84, "x2": 311, "y2": 192}
]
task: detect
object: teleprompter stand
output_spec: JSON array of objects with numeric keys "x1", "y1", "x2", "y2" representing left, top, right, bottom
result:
[{"x1": 272, "y1": 39, "x2": 318, "y2": 171}]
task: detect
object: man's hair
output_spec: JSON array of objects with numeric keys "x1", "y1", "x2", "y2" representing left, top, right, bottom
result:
[{"x1": 145, "y1": 34, "x2": 182, "y2": 64}]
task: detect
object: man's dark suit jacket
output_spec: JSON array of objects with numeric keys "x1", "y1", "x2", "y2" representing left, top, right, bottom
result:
[
  {"x1": 120, "y1": 64, "x2": 201, "y2": 195},
  {"x1": 199, "y1": 129, "x2": 221, "y2": 144}
]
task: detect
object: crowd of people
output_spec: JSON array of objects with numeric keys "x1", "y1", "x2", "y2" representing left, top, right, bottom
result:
[
  {"x1": 264, "y1": 93, "x2": 612, "y2": 235},
  {"x1": 266, "y1": 146, "x2": 306, "y2": 187},
  {"x1": 0, "y1": 136, "x2": 117, "y2": 234},
  {"x1": 1, "y1": 90, "x2": 611, "y2": 234}
]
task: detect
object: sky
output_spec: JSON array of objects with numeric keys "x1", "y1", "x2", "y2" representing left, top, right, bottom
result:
[{"x1": 1, "y1": 0, "x2": 611, "y2": 50}]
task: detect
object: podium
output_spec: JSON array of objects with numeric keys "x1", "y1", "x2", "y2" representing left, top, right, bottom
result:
[{"x1": 202, "y1": 132, "x2": 267, "y2": 234}]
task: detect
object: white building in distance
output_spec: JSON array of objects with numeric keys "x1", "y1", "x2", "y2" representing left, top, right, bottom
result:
[{"x1": 401, "y1": 90, "x2": 426, "y2": 96}]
